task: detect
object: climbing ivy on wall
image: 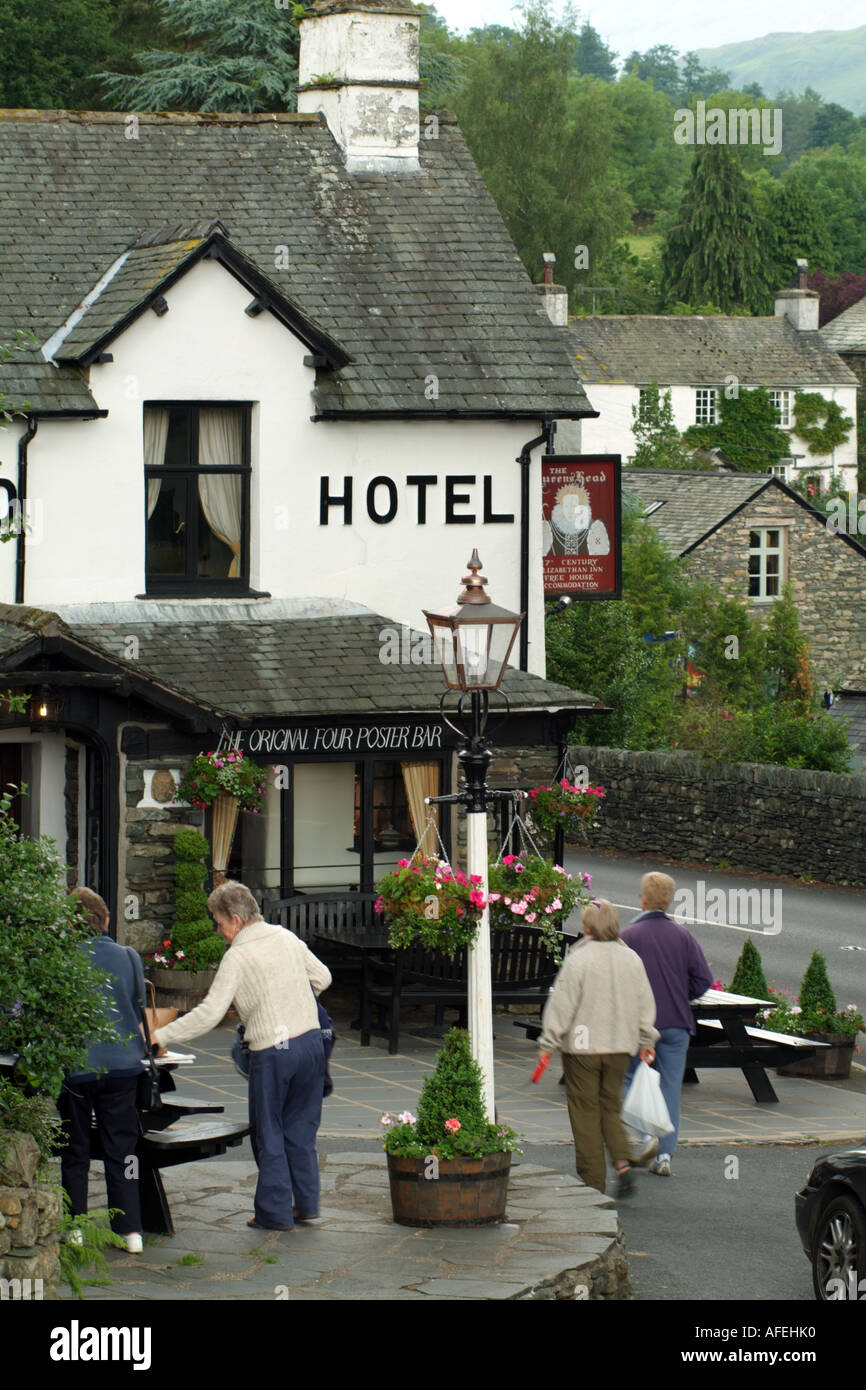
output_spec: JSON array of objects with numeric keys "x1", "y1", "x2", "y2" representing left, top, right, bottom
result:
[{"x1": 792, "y1": 392, "x2": 854, "y2": 456}]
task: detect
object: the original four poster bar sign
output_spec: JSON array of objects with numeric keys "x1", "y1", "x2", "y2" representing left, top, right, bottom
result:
[{"x1": 541, "y1": 454, "x2": 622, "y2": 600}]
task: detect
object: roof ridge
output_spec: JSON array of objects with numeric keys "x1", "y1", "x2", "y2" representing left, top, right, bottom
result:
[{"x1": 0, "y1": 109, "x2": 325, "y2": 125}]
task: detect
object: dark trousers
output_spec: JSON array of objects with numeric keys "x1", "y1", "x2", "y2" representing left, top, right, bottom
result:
[
  {"x1": 562, "y1": 1052, "x2": 631, "y2": 1194},
  {"x1": 248, "y1": 1029, "x2": 324, "y2": 1228},
  {"x1": 58, "y1": 1075, "x2": 142, "y2": 1235}
]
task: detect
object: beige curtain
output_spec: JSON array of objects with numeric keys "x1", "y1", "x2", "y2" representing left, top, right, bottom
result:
[
  {"x1": 144, "y1": 408, "x2": 170, "y2": 519},
  {"x1": 401, "y1": 762, "x2": 440, "y2": 859},
  {"x1": 212, "y1": 792, "x2": 240, "y2": 882},
  {"x1": 198, "y1": 409, "x2": 243, "y2": 578}
]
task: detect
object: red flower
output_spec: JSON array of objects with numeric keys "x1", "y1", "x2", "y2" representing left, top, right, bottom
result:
[{"x1": 163, "y1": 939, "x2": 171, "y2": 948}]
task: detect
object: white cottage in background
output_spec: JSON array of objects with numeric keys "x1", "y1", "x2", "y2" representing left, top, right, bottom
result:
[{"x1": 0, "y1": 0, "x2": 600, "y2": 938}]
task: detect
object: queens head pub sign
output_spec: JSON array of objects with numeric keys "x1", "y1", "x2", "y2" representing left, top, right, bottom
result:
[{"x1": 541, "y1": 455, "x2": 622, "y2": 601}]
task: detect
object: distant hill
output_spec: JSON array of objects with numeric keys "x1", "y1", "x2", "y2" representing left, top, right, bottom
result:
[{"x1": 695, "y1": 27, "x2": 866, "y2": 115}]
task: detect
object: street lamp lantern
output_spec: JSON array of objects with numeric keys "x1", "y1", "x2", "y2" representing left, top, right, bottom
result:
[
  {"x1": 423, "y1": 550, "x2": 524, "y2": 693},
  {"x1": 423, "y1": 552, "x2": 525, "y2": 1121}
]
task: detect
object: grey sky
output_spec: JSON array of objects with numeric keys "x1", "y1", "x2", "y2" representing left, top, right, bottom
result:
[{"x1": 431, "y1": 1, "x2": 855, "y2": 58}]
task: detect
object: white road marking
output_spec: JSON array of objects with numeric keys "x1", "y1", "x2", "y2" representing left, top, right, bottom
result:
[{"x1": 609, "y1": 902, "x2": 770, "y2": 935}]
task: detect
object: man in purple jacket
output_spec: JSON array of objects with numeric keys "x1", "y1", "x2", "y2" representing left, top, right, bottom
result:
[{"x1": 621, "y1": 872, "x2": 714, "y2": 1176}]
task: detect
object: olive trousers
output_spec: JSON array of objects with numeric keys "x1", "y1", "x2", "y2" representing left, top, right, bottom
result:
[{"x1": 561, "y1": 1052, "x2": 631, "y2": 1194}]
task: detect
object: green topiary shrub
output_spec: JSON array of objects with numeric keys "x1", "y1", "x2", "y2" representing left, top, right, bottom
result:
[
  {"x1": 729, "y1": 938, "x2": 770, "y2": 1000},
  {"x1": 415, "y1": 1028, "x2": 488, "y2": 1147},
  {"x1": 799, "y1": 951, "x2": 836, "y2": 1018},
  {"x1": 167, "y1": 828, "x2": 224, "y2": 972}
]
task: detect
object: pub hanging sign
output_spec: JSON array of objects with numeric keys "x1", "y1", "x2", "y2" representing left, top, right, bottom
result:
[{"x1": 541, "y1": 454, "x2": 622, "y2": 601}]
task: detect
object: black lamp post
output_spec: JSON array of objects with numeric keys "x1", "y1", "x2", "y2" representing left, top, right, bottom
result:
[{"x1": 423, "y1": 551, "x2": 525, "y2": 1118}]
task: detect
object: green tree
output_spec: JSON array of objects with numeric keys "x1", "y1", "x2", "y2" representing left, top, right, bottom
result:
[
  {"x1": 682, "y1": 583, "x2": 768, "y2": 707},
  {"x1": 729, "y1": 939, "x2": 770, "y2": 999},
  {"x1": 790, "y1": 148, "x2": 866, "y2": 273},
  {"x1": 574, "y1": 22, "x2": 616, "y2": 81},
  {"x1": 763, "y1": 584, "x2": 813, "y2": 712},
  {"x1": 683, "y1": 387, "x2": 789, "y2": 472},
  {"x1": 766, "y1": 174, "x2": 837, "y2": 282},
  {"x1": 631, "y1": 384, "x2": 698, "y2": 470},
  {"x1": 679, "y1": 53, "x2": 731, "y2": 102},
  {"x1": 606, "y1": 76, "x2": 689, "y2": 225},
  {"x1": 415, "y1": 1028, "x2": 488, "y2": 1146},
  {"x1": 621, "y1": 512, "x2": 691, "y2": 637},
  {"x1": 661, "y1": 146, "x2": 773, "y2": 313},
  {"x1": 169, "y1": 828, "x2": 225, "y2": 970},
  {"x1": 622, "y1": 44, "x2": 681, "y2": 103},
  {"x1": 453, "y1": 3, "x2": 628, "y2": 305},
  {"x1": 799, "y1": 951, "x2": 836, "y2": 1017},
  {"x1": 809, "y1": 102, "x2": 859, "y2": 150},
  {"x1": 0, "y1": 0, "x2": 115, "y2": 108}
]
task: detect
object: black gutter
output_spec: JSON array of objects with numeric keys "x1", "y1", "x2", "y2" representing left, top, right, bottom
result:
[
  {"x1": 312, "y1": 408, "x2": 599, "y2": 422},
  {"x1": 15, "y1": 416, "x2": 37, "y2": 604},
  {"x1": 517, "y1": 420, "x2": 557, "y2": 671}
]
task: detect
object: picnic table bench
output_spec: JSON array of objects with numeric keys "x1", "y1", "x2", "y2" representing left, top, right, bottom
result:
[{"x1": 512, "y1": 988, "x2": 826, "y2": 1105}]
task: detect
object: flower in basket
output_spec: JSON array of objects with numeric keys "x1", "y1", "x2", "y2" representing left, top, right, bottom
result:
[
  {"x1": 375, "y1": 857, "x2": 487, "y2": 952},
  {"x1": 175, "y1": 751, "x2": 268, "y2": 813},
  {"x1": 486, "y1": 855, "x2": 591, "y2": 961},
  {"x1": 527, "y1": 779, "x2": 605, "y2": 841},
  {"x1": 380, "y1": 1029, "x2": 520, "y2": 1160}
]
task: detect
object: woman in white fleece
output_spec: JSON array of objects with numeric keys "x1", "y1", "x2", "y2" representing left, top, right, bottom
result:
[
  {"x1": 538, "y1": 899, "x2": 658, "y2": 1199},
  {"x1": 152, "y1": 880, "x2": 332, "y2": 1231}
]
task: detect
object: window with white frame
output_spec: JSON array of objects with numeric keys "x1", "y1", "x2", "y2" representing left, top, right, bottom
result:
[
  {"x1": 748, "y1": 528, "x2": 784, "y2": 599},
  {"x1": 694, "y1": 388, "x2": 717, "y2": 425},
  {"x1": 769, "y1": 389, "x2": 792, "y2": 427},
  {"x1": 768, "y1": 463, "x2": 788, "y2": 479}
]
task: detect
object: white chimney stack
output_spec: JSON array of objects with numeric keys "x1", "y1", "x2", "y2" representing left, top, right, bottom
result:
[
  {"x1": 298, "y1": 1, "x2": 421, "y2": 175},
  {"x1": 534, "y1": 252, "x2": 569, "y2": 327},
  {"x1": 775, "y1": 260, "x2": 819, "y2": 331}
]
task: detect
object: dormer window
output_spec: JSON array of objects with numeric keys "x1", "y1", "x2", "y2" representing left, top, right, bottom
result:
[{"x1": 144, "y1": 403, "x2": 251, "y2": 594}]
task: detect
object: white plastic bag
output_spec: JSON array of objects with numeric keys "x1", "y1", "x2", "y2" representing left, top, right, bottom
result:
[{"x1": 621, "y1": 1061, "x2": 672, "y2": 1139}]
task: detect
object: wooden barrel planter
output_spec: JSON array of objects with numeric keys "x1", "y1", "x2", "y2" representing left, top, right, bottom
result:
[
  {"x1": 387, "y1": 1151, "x2": 511, "y2": 1227},
  {"x1": 776, "y1": 1033, "x2": 856, "y2": 1080},
  {"x1": 147, "y1": 967, "x2": 217, "y2": 1015}
]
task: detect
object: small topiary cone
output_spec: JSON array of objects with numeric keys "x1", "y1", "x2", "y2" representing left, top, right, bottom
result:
[
  {"x1": 799, "y1": 951, "x2": 836, "y2": 1019},
  {"x1": 730, "y1": 938, "x2": 770, "y2": 1000},
  {"x1": 415, "y1": 1028, "x2": 488, "y2": 1147}
]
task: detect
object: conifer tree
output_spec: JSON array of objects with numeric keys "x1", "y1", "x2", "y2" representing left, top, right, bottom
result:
[
  {"x1": 661, "y1": 146, "x2": 773, "y2": 313},
  {"x1": 730, "y1": 939, "x2": 770, "y2": 1000},
  {"x1": 415, "y1": 1028, "x2": 488, "y2": 1145},
  {"x1": 799, "y1": 951, "x2": 836, "y2": 1018}
]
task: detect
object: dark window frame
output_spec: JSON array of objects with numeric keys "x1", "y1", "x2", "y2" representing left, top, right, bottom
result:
[{"x1": 144, "y1": 401, "x2": 253, "y2": 597}]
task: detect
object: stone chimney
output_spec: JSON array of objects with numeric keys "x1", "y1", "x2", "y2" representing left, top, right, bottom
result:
[
  {"x1": 297, "y1": 1, "x2": 421, "y2": 175},
  {"x1": 534, "y1": 252, "x2": 569, "y2": 327},
  {"x1": 775, "y1": 259, "x2": 819, "y2": 331}
]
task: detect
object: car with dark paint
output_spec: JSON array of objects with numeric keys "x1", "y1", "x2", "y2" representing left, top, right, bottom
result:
[{"x1": 796, "y1": 1146, "x2": 866, "y2": 1300}]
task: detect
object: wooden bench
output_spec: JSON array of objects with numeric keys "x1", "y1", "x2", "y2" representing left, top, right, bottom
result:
[
  {"x1": 361, "y1": 926, "x2": 565, "y2": 1055},
  {"x1": 262, "y1": 892, "x2": 384, "y2": 980}
]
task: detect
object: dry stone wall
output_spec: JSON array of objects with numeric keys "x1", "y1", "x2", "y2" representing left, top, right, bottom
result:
[{"x1": 0, "y1": 1132, "x2": 61, "y2": 1300}]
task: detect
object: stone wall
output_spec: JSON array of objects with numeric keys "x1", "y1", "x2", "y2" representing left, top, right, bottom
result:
[
  {"x1": 570, "y1": 744, "x2": 866, "y2": 887},
  {"x1": 120, "y1": 758, "x2": 204, "y2": 953},
  {"x1": 452, "y1": 744, "x2": 563, "y2": 860},
  {"x1": 0, "y1": 1132, "x2": 61, "y2": 1300},
  {"x1": 688, "y1": 489, "x2": 866, "y2": 688}
]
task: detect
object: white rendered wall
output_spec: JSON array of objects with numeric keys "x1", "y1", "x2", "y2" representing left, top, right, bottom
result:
[
  {"x1": 10, "y1": 258, "x2": 550, "y2": 676},
  {"x1": 577, "y1": 381, "x2": 859, "y2": 487},
  {"x1": 0, "y1": 730, "x2": 67, "y2": 852}
]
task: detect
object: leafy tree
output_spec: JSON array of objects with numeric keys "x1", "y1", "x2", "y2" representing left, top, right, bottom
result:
[
  {"x1": 620, "y1": 511, "x2": 691, "y2": 637},
  {"x1": 606, "y1": 76, "x2": 689, "y2": 225},
  {"x1": 773, "y1": 87, "x2": 825, "y2": 166},
  {"x1": 453, "y1": 3, "x2": 628, "y2": 305},
  {"x1": 0, "y1": 0, "x2": 115, "y2": 108},
  {"x1": 679, "y1": 52, "x2": 731, "y2": 102},
  {"x1": 622, "y1": 44, "x2": 681, "y2": 103},
  {"x1": 806, "y1": 268, "x2": 866, "y2": 326},
  {"x1": 574, "y1": 22, "x2": 616, "y2": 81},
  {"x1": 809, "y1": 102, "x2": 859, "y2": 151},
  {"x1": 682, "y1": 583, "x2": 768, "y2": 708},
  {"x1": 417, "y1": 7, "x2": 464, "y2": 106},
  {"x1": 730, "y1": 939, "x2": 770, "y2": 999},
  {"x1": 763, "y1": 584, "x2": 813, "y2": 712},
  {"x1": 684, "y1": 387, "x2": 789, "y2": 473},
  {"x1": 791, "y1": 148, "x2": 866, "y2": 273},
  {"x1": 661, "y1": 146, "x2": 773, "y2": 313},
  {"x1": 799, "y1": 951, "x2": 836, "y2": 1017},
  {"x1": 766, "y1": 174, "x2": 837, "y2": 283},
  {"x1": 631, "y1": 384, "x2": 698, "y2": 470}
]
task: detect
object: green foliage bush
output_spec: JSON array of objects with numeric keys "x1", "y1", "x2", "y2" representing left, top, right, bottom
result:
[
  {"x1": 799, "y1": 951, "x2": 836, "y2": 1017},
  {"x1": 0, "y1": 1077, "x2": 63, "y2": 1173},
  {"x1": 168, "y1": 827, "x2": 224, "y2": 971},
  {"x1": 415, "y1": 1029, "x2": 488, "y2": 1146},
  {"x1": 729, "y1": 939, "x2": 770, "y2": 1000}
]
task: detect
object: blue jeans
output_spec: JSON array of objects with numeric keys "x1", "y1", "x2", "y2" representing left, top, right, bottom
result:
[
  {"x1": 626, "y1": 1027, "x2": 691, "y2": 1158},
  {"x1": 248, "y1": 1029, "x2": 325, "y2": 1227}
]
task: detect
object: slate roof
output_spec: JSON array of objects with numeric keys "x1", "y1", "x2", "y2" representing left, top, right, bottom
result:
[
  {"x1": 0, "y1": 602, "x2": 599, "y2": 720},
  {"x1": 820, "y1": 296, "x2": 866, "y2": 353},
  {"x1": 829, "y1": 695, "x2": 866, "y2": 769},
  {"x1": 622, "y1": 469, "x2": 773, "y2": 553},
  {"x1": 0, "y1": 109, "x2": 595, "y2": 419},
  {"x1": 568, "y1": 316, "x2": 857, "y2": 387},
  {"x1": 0, "y1": 347, "x2": 98, "y2": 414}
]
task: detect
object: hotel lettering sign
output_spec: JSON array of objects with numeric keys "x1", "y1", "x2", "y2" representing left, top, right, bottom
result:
[
  {"x1": 246, "y1": 723, "x2": 445, "y2": 754},
  {"x1": 319, "y1": 475, "x2": 515, "y2": 526},
  {"x1": 541, "y1": 455, "x2": 622, "y2": 600}
]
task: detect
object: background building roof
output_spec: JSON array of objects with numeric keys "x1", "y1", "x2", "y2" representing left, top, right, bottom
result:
[
  {"x1": 820, "y1": 296, "x2": 866, "y2": 353},
  {"x1": 568, "y1": 315, "x2": 857, "y2": 387},
  {"x1": 0, "y1": 109, "x2": 594, "y2": 419},
  {"x1": 622, "y1": 469, "x2": 772, "y2": 553}
]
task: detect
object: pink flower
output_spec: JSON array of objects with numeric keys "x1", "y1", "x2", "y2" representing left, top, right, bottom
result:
[
  {"x1": 552, "y1": 898, "x2": 562, "y2": 910},
  {"x1": 526, "y1": 912, "x2": 537, "y2": 923},
  {"x1": 176, "y1": 950, "x2": 185, "y2": 960},
  {"x1": 502, "y1": 854, "x2": 516, "y2": 867},
  {"x1": 397, "y1": 859, "x2": 410, "y2": 868},
  {"x1": 488, "y1": 892, "x2": 501, "y2": 902},
  {"x1": 444, "y1": 1118, "x2": 461, "y2": 1134},
  {"x1": 470, "y1": 874, "x2": 483, "y2": 885},
  {"x1": 469, "y1": 889, "x2": 486, "y2": 906},
  {"x1": 514, "y1": 863, "x2": 525, "y2": 874}
]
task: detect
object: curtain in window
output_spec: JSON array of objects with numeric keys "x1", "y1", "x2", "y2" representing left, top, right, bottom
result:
[
  {"x1": 401, "y1": 761, "x2": 440, "y2": 859},
  {"x1": 143, "y1": 408, "x2": 170, "y2": 519},
  {"x1": 198, "y1": 409, "x2": 243, "y2": 578}
]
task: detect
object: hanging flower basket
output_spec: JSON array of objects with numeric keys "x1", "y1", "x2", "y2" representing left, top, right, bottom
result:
[
  {"x1": 175, "y1": 750, "x2": 267, "y2": 813},
  {"x1": 526, "y1": 779, "x2": 605, "y2": 842},
  {"x1": 375, "y1": 858, "x2": 486, "y2": 952},
  {"x1": 487, "y1": 855, "x2": 591, "y2": 961}
]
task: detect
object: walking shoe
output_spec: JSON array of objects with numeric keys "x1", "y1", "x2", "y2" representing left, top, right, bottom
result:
[
  {"x1": 628, "y1": 1136, "x2": 659, "y2": 1168},
  {"x1": 650, "y1": 1154, "x2": 672, "y2": 1177},
  {"x1": 292, "y1": 1209, "x2": 319, "y2": 1222},
  {"x1": 614, "y1": 1164, "x2": 634, "y2": 1199},
  {"x1": 123, "y1": 1233, "x2": 143, "y2": 1254}
]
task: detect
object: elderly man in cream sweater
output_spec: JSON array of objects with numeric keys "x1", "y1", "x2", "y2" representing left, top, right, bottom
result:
[
  {"x1": 538, "y1": 899, "x2": 658, "y2": 1198},
  {"x1": 153, "y1": 880, "x2": 332, "y2": 1230}
]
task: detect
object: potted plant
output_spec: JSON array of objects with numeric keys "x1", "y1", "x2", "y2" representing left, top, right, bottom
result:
[
  {"x1": 526, "y1": 778, "x2": 605, "y2": 843},
  {"x1": 762, "y1": 952, "x2": 864, "y2": 1079},
  {"x1": 486, "y1": 854, "x2": 591, "y2": 961},
  {"x1": 144, "y1": 828, "x2": 225, "y2": 1011},
  {"x1": 175, "y1": 750, "x2": 267, "y2": 885},
  {"x1": 381, "y1": 1028, "x2": 520, "y2": 1226},
  {"x1": 375, "y1": 857, "x2": 487, "y2": 952}
]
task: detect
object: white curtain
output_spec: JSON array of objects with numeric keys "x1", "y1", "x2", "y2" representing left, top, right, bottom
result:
[
  {"x1": 402, "y1": 762, "x2": 440, "y2": 859},
  {"x1": 144, "y1": 408, "x2": 170, "y2": 519},
  {"x1": 198, "y1": 409, "x2": 243, "y2": 578}
]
